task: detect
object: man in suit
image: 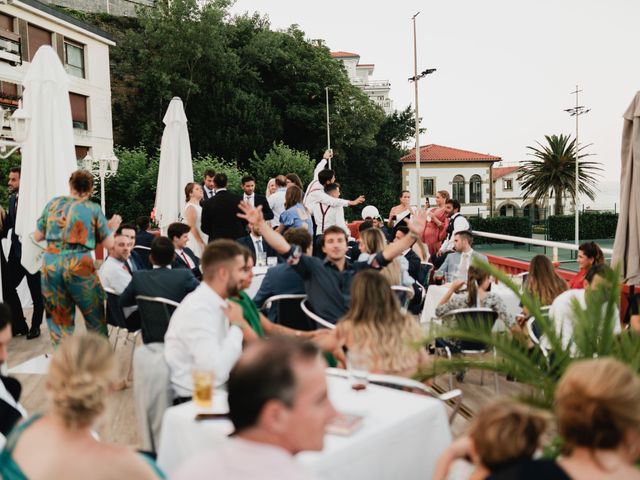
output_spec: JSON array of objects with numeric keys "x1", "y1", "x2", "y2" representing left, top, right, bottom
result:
[
  {"x1": 435, "y1": 230, "x2": 488, "y2": 282},
  {"x1": 0, "y1": 303, "x2": 27, "y2": 438},
  {"x1": 135, "y1": 216, "x2": 155, "y2": 247},
  {"x1": 1, "y1": 167, "x2": 44, "y2": 339},
  {"x1": 120, "y1": 236, "x2": 199, "y2": 343},
  {"x1": 201, "y1": 169, "x2": 216, "y2": 202},
  {"x1": 237, "y1": 223, "x2": 279, "y2": 263},
  {"x1": 168, "y1": 222, "x2": 202, "y2": 280},
  {"x1": 117, "y1": 223, "x2": 148, "y2": 271},
  {"x1": 253, "y1": 228, "x2": 311, "y2": 323},
  {"x1": 201, "y1": 173, "x2": 245, "y2": 241},
  {"x1": 241, "y1": 175, "x2": 273, "y2": 224},
  {"x1": 394, "y1": 225, "x2": 421, "y2": 282}
]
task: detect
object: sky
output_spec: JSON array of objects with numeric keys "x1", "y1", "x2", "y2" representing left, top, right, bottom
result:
[{"x1": 228, "y1": 0, "x2": 640, "y2": 208}]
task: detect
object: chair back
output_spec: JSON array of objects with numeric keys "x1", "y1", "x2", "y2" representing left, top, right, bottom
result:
[
  {"x1": 262, "y1": 294, "x2": 313, "y2": 331},
  {"x1": 441, "y1": 307, "x2": 498, "y2": 352},
  {"x1": 134, "y1": 245, "x2": 152, "y2": 270},
  {"x1": 419, "y1": 262, "x2": 433, "y2": 287},
  {"x1": 391, "y1": 285, "x2": 413, "y2": 312},
  {"x1": 104, "y1": 287, "x2": 127, "y2": 328},
  {"x1": 135, "y1": 295, "x2": 181, "y2": 343},
  {"x1": 300, "y1": 298, "x2": 336, "y2": 330}
]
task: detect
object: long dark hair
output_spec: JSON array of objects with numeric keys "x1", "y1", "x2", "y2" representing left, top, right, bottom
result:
[
  {"x1": 184, "y1": 182, "x2": 196, "y2": 202},
  {"x1": 285, "y1": 185, "x2": 303, "y2": 209},
  {"x1": 579, "y1": 242, "x2": 605, "y2": 266},
  {"x1": 467, "y1": 266, "x2": 490, "y2": 307}
]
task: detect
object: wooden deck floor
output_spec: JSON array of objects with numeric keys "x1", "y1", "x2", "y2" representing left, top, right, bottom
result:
[{"x1": 7, "y1": 307, "x2": 531, "y2": 446}]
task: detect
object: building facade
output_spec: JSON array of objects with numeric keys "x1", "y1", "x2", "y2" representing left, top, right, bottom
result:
[
  {"x1": 331, "y1": 51, "x2": 393, "y2": 114},
  {"x1": 0, "y1": 0, "x2": 115, "y2": 161}
]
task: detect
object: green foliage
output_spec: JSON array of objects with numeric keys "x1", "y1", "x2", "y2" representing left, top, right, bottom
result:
[
  {"x1": 470, "y1": 216, "x2": 532, "y2": 244},
  {"x1": 416, "y1": 261, "x2": 638, "y2": 410},
  {"x1": 547, "y1": 212, "x2": 618, "y2": 241},
  {"x1": 518, "y1": 134, "x2": 601, "y2": 215},
  {"x1": 192, "y1": 156, "x2": 248, "y2": 195},
  {"x1": 250, "y1": 142, "x2": 315, "y2": 191}
]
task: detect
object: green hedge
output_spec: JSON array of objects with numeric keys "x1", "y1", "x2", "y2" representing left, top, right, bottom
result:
[
  {"x1": 470, "y1": 216, "x2": 532, "y2": 244},
  {"x1": 547, "y1": 212, "x2": 618, "y2": 241}
]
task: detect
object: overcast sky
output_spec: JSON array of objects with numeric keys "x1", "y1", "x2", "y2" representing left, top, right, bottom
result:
[{"x1": 229, "y1": 0, "x2": 639, "y2": 205}]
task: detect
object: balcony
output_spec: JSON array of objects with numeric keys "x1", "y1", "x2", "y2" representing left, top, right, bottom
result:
[{"x1": 0, "y1": 30, "x2": 22, "y2": 66}]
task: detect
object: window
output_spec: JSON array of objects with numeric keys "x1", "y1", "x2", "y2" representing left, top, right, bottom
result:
[
  {"x1": 69, "y1": 93, "x2": 88, "y2": 130},
  {"x1": 75, "y1": 145, "x2": 90, "y2": 160},
  {"x1": 64, "y1": 41, "x2": 85, "y2": 78},
  {"x1": 469, "y1": 175, "x2": 482, "y2": 203},
  {"x1": 27, "y1": 24, "x2": 51, "y2": 61},
  {"x1": 0, "y1": 81, "x2": 19, "y2": 108},
  {"x1": 503, "y1": 178, "x2": 513, "y2": 191},
  {"x1": 452, "y1": 175, "x2": 465, "y2": 204},
  {"x1": 0, "y1": 14, "x2": 14, "y2": 32},
  {"x1": 422, "y1": 178, "x2": 434, "y2": 197},
  {"x1": 0, "y1": 15, "x2": 21, "y2": 67}
]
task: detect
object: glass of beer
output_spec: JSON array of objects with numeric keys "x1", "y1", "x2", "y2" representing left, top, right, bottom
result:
[
  {"x1": 192, "y1": 367, "x2": 214, "y2": 409},
  {"x1": 346, "y1": 349, "x2": 370, "y2": 392}
]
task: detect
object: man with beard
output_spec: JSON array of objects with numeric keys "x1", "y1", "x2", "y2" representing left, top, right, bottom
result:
[{"x1": 164, "y1": 240, "x2": 254, "y2": 404}]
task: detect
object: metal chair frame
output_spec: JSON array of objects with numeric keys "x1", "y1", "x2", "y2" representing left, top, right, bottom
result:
[{"x1": 300, "y1": 298, "x2": 336, "y2": 330}]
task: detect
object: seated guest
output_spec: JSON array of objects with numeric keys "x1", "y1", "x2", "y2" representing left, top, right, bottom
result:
[
  {"x1": 232, "y1": 248, "x2": 315, "y2": 339},
  {"x1": 435, "y1": 230, "x2": 487, "y2": 282},
  {"x1": 569, "y1": 241, "x2": 605, "y2": 289},
  {"x1": 548, "y1": 264, "x2": 620, "y2": 351},
  {"x1": 434, "y1": 400, "x2": 549, "y2": 480},
  {"x1": 239, "y1": 203, "x2": 428, "y2": 324},
  {"x1": 277, "y1": 185, "x2": 313, "y2": 235},
  {"x1": 118, "y1": 223, "x2": 147, "y2": 271},
  {"x1": 320, "y1": 271, "x2": 429, "y2": 377},
  {"x1": 120, "y1": 237, "x2": 200, "y2": 343},
  {"x1": 359, "y1": 228, "x2": 413, "y2": 287},
  {"x1": 395, "y1": 225, "x2": 429, "y2": 274},
  {"x1": 345, "y1": 219, "x2": 373, "y2": 261},
  {"x1": 0, "y1": 303, "x2": 27, "y2": 439},
  {"x1": 518, "y1": 255, "x2": 568, "y2": 324},
  {"x1": 436, "y1": 266, "x2": 514, "y2": 331},
  {"x1": 168, "y1": 222, "x2": 201, "y2": 280},
  {"x1": 173, "y1": 336, "x2": 337, "y2": 480},
  {"x1": 237, "y1": 223, "x2": 278, "y2": 262},
  {"x1": 253, "y1": 228, "x2": 310, "y2": 323},
  {"x1": 0, "y1": 333, "x2": 164, "y2": 479},
  {"x1": 135, "y1": 216, "x2": 155, "y2": 247},
  {"x1": 164, "y1": 240, "x2": 254, "y2": 400},
  {"x1": 489, "y1": 358, "x2": 640, "y2": 480}
]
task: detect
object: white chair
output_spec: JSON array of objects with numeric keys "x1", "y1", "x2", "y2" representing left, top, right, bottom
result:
[
  {"x1": 525, "y1": 305, "x2": 551, "y2": 362},
  {"x1": 103, "y1": 286, "x2": 140, "y2": 380},
  {"x1": 300, "y1": 298, "x2": 335, "y2": 330},
  {"x1": 391, "y1": 285, "x2": 414, "y2": 313},
  {"x1": 261, "y1": 294, "x2": 312, "y2": 331}
]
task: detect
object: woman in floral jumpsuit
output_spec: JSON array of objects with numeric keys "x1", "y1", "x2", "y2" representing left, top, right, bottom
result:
[{"x1": 33, "y1": 170, "x2": 121, "y2": 345}]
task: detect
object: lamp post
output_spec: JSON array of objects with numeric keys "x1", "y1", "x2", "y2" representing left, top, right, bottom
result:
[
  {"x1": 564, "y1": 85, "x2": 590, "y2": 247},
  {"x1": 409, "y1": 12, "x2": 436, "y2": 209},
  {"x1": 82, "y1": 152, "x2": 119, "y2": 214},
  {"x1": 325, "y1": 86, "x2": 331, "y2": 169},
  {"x1": 0, "y1": 104, "x2": 31, "y2": 158}
]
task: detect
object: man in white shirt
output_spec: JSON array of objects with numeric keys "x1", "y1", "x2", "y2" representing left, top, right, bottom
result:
[
  {"x1": 312, "y1": 183, "x2": 350, "y2": 236},
  {"x1": 435, "y1": 231, "x2": 487, "y2": 281},
  {"x1": 164, "y1": 240, "x2": 254, "y2": 402},
  {"x1": 548, "y1": 264, "x2": 621, "y2": 352},
  {"x1": 267, "y1": 175, "x2": 288, "y2": 228},
  {"x1": 0, "y1": 304, "x2": 27, "y2": 438},
  {"x1": 173, "y1": 336, "x2": 337, "y2": 480},
  {"x1": 432, "y1": 199, "x2": 471, "y2": 269}
]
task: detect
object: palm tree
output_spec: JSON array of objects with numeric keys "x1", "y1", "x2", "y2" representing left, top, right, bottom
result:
[{"x1": 518, "y1": 134, "x2": 601, "y2": 216}]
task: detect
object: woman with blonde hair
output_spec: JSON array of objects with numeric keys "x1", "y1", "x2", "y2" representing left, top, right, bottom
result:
[
  {"x1": 334, "y1": 270, "x2": 428, "y2": 377},
  {"x1": 526, "y1": 255, "x2": 568, "y2": 306},
  {"x1": 0, "y1": 333, "x2": 164, "y2": 479},
  {"x1": 265, "y1": 178, "x2": 277, "y2": 198},
  {"x1": 422, "y1": 190, "x2": 450, "y2": 254},
  {"x1": 358, "y1": 228, "x2": 412, "y2": 288}
]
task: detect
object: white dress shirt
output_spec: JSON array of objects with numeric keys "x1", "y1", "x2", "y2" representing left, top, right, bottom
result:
[
  {"x1": 164, "y1": 283, "x2": 244, "y2": 397},
  {"x1": 99, "y1": 256, "x2": 137, "y2": 317},
  {"x1": 204, "y1": 186, "x2": 216, "y2": 199},
  {"x1": 302, "y1": 159, "x2": 350, "y2": 212},
  {"x1": 244, "y1": 194, "x2": 255, "y2": 207},
  {"x1": 439, "y1": 213, "x2": 471, "y2": 253},
  {"x1": 250, "y1": 234, "x2": 265, "y2": 253},
  {"x1": 268, "y1": 188, "x2": 287, "y2": 227},
  {"x1": 173, "y1": 437, "x2": 316, "y2": 480},
  {"x1": 312, "y1": 201, "x2": 349, "y2": 236}
]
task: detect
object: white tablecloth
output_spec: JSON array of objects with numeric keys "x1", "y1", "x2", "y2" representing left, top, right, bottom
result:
[
  {"x1": 157, "y1": 374, "x2": 452, "y2": 479},
  {"x1": 421, "y1": 282, "x2": 521, "y2": 326}
]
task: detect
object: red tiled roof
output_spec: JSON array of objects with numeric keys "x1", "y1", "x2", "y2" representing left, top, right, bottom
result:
[
  {"x1": 400, "y1": 144, "x2": 502, "y2": 163},
  {"x1": 331, "y1": 51, "x2": 360, "y2": 58},
  {"x1": 493, "y1": 166, "x2": 520, "y2": 180}
]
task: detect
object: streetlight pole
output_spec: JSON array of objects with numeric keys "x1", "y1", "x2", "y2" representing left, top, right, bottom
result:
[
  {"x1": 565, "y1": 85, "x2": 590, "y2": 247},
  {"x1": 412, "y1": 12, "x2": 420, "y2": 209},
  {"x1": 325, "y1": 86, "x2": 331, "y2": 169}
]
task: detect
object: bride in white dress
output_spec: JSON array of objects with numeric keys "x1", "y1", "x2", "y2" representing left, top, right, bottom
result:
[{"x1": 182, "y1": 182, "x2": 208, "y2": 258}]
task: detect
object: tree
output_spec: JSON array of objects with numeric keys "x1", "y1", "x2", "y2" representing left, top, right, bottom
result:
[
  {"x1": 518, "y1": 134, "x2": 601, "y2": 216},
  {"x1": 250, "y1": 142, "x2": 315, "y2": 191}
]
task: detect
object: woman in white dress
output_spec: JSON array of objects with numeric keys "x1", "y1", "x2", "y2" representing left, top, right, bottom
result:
[{"x1": 183, "y1": 182, "x2": 208, "y2": 257}]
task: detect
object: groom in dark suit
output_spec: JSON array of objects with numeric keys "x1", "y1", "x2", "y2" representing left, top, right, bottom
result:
[
  {"x1": 1, "y1": 167, "x2": 44, "y2": 339},
  {"x1": 240, "y1": 175, "x2": 273, "y2": 224},
  {"x1": 201, "y1": 173, "x2": 245, "y2": 241},
  {"x1": 168, "y1": 222, "x2": 202, "y2": 280},
  {"x1": 0, "y1": 303, "x2": 26, "y2": 437}
]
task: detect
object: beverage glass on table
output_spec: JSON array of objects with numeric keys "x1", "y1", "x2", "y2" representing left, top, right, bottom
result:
[
  {"x1": 346, "y1": 349, "x2": 370, "y2": 392},
  {"x1": 266, "y1": 256, "x2": 277, "y2": 267},
  {"x1": 434, "y1": 272, "x2": 444, "y2": 285},
  {"x1": 256, "y1": 252, "x2": 267, "y2": 267},
  {"x1": 192, "y1": 367, "x2": 214, "y2": 409}
]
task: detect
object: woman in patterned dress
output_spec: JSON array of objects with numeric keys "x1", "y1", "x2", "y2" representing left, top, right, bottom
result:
[
  {"x1": 33, "y1": 170, "x2": 121, "y2": 346},
  {"x1": 421, "y1": 190, "x2": 450, "y2": 254}
]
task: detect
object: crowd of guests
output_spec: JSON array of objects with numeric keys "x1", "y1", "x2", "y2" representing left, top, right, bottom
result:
[{"x1": 0, "y1": 149, "x2": 635, "y2": 479}]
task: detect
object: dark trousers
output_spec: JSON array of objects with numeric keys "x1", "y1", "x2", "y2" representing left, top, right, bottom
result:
[{"x1": 6, "y1": 254, "x2": 44, "y2": 331}]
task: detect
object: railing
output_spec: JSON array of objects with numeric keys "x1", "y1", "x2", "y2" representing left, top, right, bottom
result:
[{"x1": 473, "y1": 230, "x2": 614, "y2": 263}]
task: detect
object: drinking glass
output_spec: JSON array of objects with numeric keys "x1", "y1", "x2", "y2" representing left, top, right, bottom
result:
[
  {"x1": 192, "y1": 367, "x2": 214, "y2": 409},
  {"x1": 256, "y1": 252, "x2": 267, "y2": 267},
  {"x1": 434, "y1": 272, "x2": 444, "y2": 285},
  {"x1": 346, "y1": 350, "x2": 370, "y2": 392},
  {"x1": 266, "y1": 256, "x2": 277, "y2": 267}
]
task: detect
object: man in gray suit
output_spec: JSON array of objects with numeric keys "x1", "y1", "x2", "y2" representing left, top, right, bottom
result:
[{"x1": 435, "y1": 231, "x2": 487, "y2": 282}]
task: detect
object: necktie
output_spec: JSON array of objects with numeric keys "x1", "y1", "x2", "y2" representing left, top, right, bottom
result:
[
  {"x1": 181, "y1": 252, "x2": 191, "y2": 268},
  {"x1": 123, "y1": 261, "x2": 132, "y2": 275},
  {"x1": 255, "y1": 240, "x2": 263, "y2": 253},
  {"x1": 245, "y1": 195, "x2": 254, "y2": 206}
]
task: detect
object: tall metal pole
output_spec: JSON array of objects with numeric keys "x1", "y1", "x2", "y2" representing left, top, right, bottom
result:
[
  {"x1": 325, "y1": 86, "x2": 331, "y2": 169},
  {"x1": 412, "y1": 12, "x2": 421, "y2": 209},
  {"x1": 574, "y1": 85, "x2": 579, "y2": 246}
]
